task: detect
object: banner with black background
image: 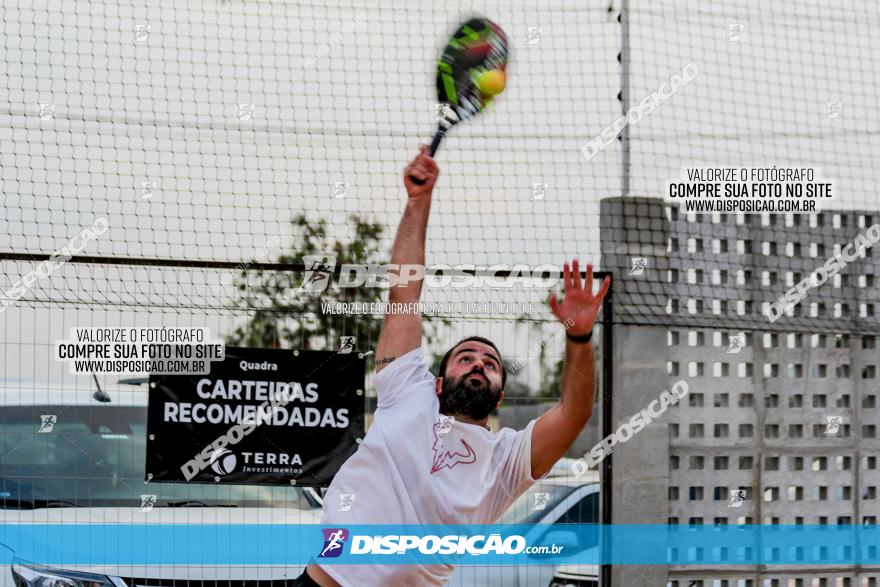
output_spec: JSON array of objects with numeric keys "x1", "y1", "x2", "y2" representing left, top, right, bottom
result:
[{"x1": 145, "y1": 347, "x2": 365, "y2": 486}]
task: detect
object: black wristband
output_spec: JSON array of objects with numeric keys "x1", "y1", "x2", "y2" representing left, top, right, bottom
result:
[{"x1": 566, "y1": 330, "x2": 593, "y2": 344}]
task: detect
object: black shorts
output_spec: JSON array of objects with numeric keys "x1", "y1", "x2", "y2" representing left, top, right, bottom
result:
[{"x1": 292, "y1": 567, "x2": 323, "y2": 587}]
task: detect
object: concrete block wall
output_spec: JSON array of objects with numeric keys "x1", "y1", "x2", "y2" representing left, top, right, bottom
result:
[{"x1": 600, "y1": 197, "x2": 880, "y2": 586}]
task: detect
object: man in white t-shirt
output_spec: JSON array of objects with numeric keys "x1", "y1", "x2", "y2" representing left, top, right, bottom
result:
[{"x1": 298, "y1": 147, "x2": 610, "y2": 587}]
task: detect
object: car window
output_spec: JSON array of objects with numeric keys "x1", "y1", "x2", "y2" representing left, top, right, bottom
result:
[
  {"x1": 497, "y1": 482, "x2": 577, "y2": 525},
  {"x1": 541, "y1": 491, "x2": 600, "y2": 553},
  {"x1": 555, "y1": 491, "x2": 599, "y2": 524},
  {"x1": 0, "y1": 405, "x2": 318, "y2": 510}
]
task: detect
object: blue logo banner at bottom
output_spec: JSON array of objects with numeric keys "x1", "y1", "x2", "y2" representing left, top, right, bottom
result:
[{"x1": 0, "y1": 524, "x2": 878, "y2": 565}]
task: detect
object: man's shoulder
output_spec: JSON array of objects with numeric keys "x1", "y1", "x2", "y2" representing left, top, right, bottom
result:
[
  {"x1": 491, "y1": 419, "x2": 536, "y2": 439},
  {"x1": 375, "y1": 346, "x2": 433, "y2": 383},
  {"x1": 488, "y1": 419, "x2": 537, "y2": 455},
  {"x1": 374, "y1": 346, "x2": 437, "y2": 411}
]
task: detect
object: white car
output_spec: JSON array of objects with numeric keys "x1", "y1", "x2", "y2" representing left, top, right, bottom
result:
[
  {"x1": 0, "y1": 384, "x2": 323, "y2": 586},
  {"x1": 447, "y1": 461, "x2": 600, "y2": 587},
  {"x1": 0, "y1": 385, "x2": 599, "y2": 587},
  {"x1": 548, "y1": 564, "x2": 601, "y2": 587}
]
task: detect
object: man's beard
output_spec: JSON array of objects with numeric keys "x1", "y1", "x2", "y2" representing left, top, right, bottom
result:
[{"x1": 439, "y1": 372, "x2": 502, "y2": 420}]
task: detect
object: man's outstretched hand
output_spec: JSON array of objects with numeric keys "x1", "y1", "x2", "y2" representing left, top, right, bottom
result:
[
  {"x1": 532, "y1": 260, "x2": 609, "y2": 478},
  {"x1": 548, "y1": 259, "x2": 611, "y2": 336},
  {"x1": 403, "y1": 145, "x2": 439, "y2": 201}
]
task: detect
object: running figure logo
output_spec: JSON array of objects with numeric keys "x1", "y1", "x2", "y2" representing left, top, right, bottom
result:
[
  {"x1": 319, "y1": 528, "x2": 349, "y2": 558},
  {"x1": 436, "y1": 414, "x2": 455, "y2": 436},
  {"x1": 824, "y1": 415, "x2": 843, "y2": 435},
  {"x1": 530, "y1": 182, "x2": 548, "y2": 200},
  {"x1": 299, "y1": 255, "x2": 336, "y2": 293},
  {"x1": 533, "y1": 492, "x2": 550, "y2": 510},
  {"x1": 338, "y1": 336, "x2": 356, "y2": 354},
  {"x1": 337, "y1": 494, "x2": 355, "y2": 512},
  {"x1": 728, "y1": 488, "x2": 747, "y2": 508},
  {"x1": 38, "y1": 415, "x2": 57, "y2": 433},
  {"x1": 332, "y1": 182, "x2": 350, "y2": 199},
  {"x1": 140, "y1": 181, "x2": 156, "y2": 200},
  {"x1": 629, "y1": 257, "x2": 647, "y2": 276},
  {"x1": 727, "y1": 334, "x2": 745, "y2": 354},
  {"x1": 526, "y1": 26, "x2": 543, "y2": 45},
  {"x1": 727, "y1": 23, "x2": 744, "y2": 42},
  {"x1": 432, "y1": 102, "x2": 451, "y2": 122},
  {"x1": 140, "y1": 494, "x2": 157, "y2": 512}
]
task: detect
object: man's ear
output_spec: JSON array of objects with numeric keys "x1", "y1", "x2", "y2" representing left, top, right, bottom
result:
[
  {"x1": 495, "y1": 390, "x2": 505, "y2": 408},
  {"x1": 435, "y1": 377, "x2": 443, "y2": 396}
]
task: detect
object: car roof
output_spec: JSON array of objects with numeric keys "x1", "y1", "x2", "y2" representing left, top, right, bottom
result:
[
  {"x1": 0, "y1": 384, "x2": 149, "y2": 407},
  {"x1": 540, "y1": 475, "x2": 600, "y2": 487},
  {"x1": 544, "y1": 457, "x2": 600, "y2": 484}
]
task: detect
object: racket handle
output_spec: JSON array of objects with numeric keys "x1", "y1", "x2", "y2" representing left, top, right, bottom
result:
[
  {"x1": 409, "y1": 128, "x2": 446, "y2": 185},
  {"x1": 427, "y1": 128, "x2": 445, "y2": 156}
]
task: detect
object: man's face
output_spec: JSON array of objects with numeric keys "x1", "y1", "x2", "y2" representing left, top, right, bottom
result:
[{"x1": 437, "y1": 341, "x2": 504, "y2": 420}]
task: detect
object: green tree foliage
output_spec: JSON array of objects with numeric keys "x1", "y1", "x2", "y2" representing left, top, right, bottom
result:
[{"x1": 226, "y1": 213, "x2": 446, "y2": 363}]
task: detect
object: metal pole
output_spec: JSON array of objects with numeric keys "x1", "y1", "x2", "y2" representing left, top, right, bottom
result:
[
  {"x1": 600, "y1": 275, "x2": 614, "y2": 587},
  {"x1": 619, "y1": 0, "x2": 631, "y2": 199}
]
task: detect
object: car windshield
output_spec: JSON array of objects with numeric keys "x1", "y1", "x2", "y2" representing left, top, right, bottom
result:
[
  {"x1": 0, "y1": 404, "x2": 320, "y2": 510},
  {"x1": 496, "y1": 481, "x2": 578, "y2": 525}
]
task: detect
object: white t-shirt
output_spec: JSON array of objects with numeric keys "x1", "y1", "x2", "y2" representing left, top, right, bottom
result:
[{"x1": 316, "y1": 346, "x2": 539, "y2": 586}]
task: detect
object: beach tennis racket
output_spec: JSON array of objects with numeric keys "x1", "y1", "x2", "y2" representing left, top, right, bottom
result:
[{"x1": 410, "y1": 17, "x2": 509, "y2": 185}]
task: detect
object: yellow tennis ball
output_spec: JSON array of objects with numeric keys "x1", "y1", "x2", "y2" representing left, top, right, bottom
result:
[{"x1": 476, "y1": 69, "x2": 506, "y2": 96}]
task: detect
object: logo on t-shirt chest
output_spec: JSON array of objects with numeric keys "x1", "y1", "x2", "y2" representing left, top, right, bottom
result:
[{"x1": 430, "y1": 417, "x2": 477, "y2": 474}]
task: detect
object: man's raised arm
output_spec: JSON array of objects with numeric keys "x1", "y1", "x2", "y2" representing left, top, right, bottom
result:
[
  {"x1": 374, "y1": 146, "x2": 439, "y2": 374},
  {"x1": 530, "y1": 260, "x2": 610, "y2": 479}
]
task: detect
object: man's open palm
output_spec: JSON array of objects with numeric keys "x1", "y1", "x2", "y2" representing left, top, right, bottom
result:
[{"x1": 548, "y1": 259, "x2": 611, "y2": 336}]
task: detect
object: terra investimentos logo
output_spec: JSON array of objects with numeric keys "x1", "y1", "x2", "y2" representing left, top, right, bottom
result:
[{"x1": 210, "y1": 447, "x2": 237, "y2": 475}]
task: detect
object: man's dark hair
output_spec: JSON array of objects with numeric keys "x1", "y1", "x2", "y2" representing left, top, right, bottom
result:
[{"x1": 437, "y1": 336, "x2": 507, "y2": 388}]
